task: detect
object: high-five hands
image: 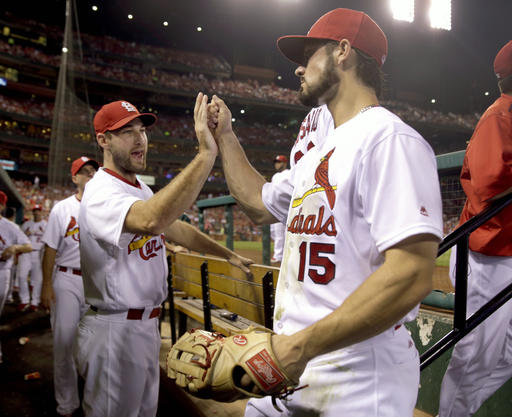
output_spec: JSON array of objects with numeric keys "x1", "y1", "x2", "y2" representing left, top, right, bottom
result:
[{"x1": 194, "y1": 92, "x2": 218, "y2": 156}]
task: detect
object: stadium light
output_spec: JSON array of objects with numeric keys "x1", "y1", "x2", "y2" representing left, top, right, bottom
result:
[
  {"x1": 431, "y1": 98, "x2": 436, "y2": 103},
  {"x1": 390, "y1": 0, "x2": 415, "y2": 23},
  {"x1": 128, "y1": 14, "x2": 134, "y2": 20},
  {"x1": 197, "y1": 26, "x2": 203, "y2": 32},
  {"x1": 240, "y1": 109, "x2": 245, "y2": 114},
  {"x1": 92, "y1": 5, "x2": 98, "y2": 12},
  {"x1": 484, "y1": 91, "x2": 490, "y2": 96},
  {"x1": 429, "y1": 0, "x2": 451, "y2": 30},
  {"x1": 277, "y1": 75, "x2": 282, "y2": 80},
  {"x1": 62, "y1": 47, "x2": 68, "y2": 53},
  {"x1": 163, "y1": 21, "x2": 169, "y2": 26},
  {"x1": 231, "y1": 117, "x2": 236, "y2": 122}
]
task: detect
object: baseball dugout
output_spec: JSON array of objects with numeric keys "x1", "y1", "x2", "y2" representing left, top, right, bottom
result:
[{"x1": 166, "y1": 252, "x2": 279, "y2": 341}]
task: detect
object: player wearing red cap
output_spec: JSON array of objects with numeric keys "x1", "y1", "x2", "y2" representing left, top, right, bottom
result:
[
  {"x1": 439, "y1": 40, "x2": 512, "y2": 417},
  {"x1": 19, "y1": 203, "x2": 47, "y2": 311},
  {"x1": 40, "y1": 156, "x2": 99, "y2": 417},
  {"x1": 208, "y1": 8, "x2": 443, "y2": 416},
  {"x1": 0, "y1": 191, "x2": 32, "y2": 363},
  {"x1": 75, "y1": 96, "x2": 253, "y2": 417}
]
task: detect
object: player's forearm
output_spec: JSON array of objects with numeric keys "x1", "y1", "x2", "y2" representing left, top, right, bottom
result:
[
  {"x1": 165, "y1": 220, "x2": 234, "y2": 260},
  {"x1": 294, "y1": 237, "x2": 438, "y2": 361},
  {"x1": 17, "y1": 243, "x2": 32, "y2": 254},
  {"x1": 217, "y1": 131, "x2": 275, "y2": 224},
  {"x1": 124, "y1": 151, "x2": 216, "y2": 235},
  {"x1": 41, "y1": 246, "x2": 56, "y2": 287}
]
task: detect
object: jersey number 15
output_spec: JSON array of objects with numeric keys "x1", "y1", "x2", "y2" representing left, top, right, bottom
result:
[{"x1": 298, "y1": 242, "x2": 335, "y2": 284}]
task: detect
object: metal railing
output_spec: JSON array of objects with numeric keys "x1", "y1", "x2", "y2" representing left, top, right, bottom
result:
[{"x1": 420, "y1": 192, "x2": 512, "y2": 370}]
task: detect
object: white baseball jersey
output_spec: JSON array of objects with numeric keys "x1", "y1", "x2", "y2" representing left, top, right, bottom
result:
[
  {"x1": 42, "y1": 195, "x2": 82, "y2": 269},
  {"x1": 268, "y1": 106, "x2": 334, "y2": 225},
  {"x1": 79, "y1": 168, "x2": 168, "y2": 310},
  {"x1": 290, "y1": 104, "x2": 334, "y2": 167},
  {"x1": 262, "y1": 106, "x2": 443, "y2": 335},
  {"x1": 22, "y1": 219, "x2": 47, "y2": 251},
  {"x1": 0, "y1": 217, "x2": 30, "y2": 271}
]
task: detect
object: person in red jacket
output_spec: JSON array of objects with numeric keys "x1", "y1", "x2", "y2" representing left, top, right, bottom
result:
[{"x1": 439, "y1": 40, "x2": 512, "y2": 417}]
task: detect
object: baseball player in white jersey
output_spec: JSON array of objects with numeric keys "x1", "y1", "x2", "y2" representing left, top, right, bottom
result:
[
  {"x1": 270, "y1": 155, "x2": 289, "y2": 263},
  {"x1": 19, "y1": 204, "x2": 47, "y2": 311},
  {"x1": 75, "y1": 96, "x2": 253, "y2": 417},
  {"x1": 208, "y1": 8, "x2": 443, "y2": 417},
  {"x1": 0, "y1": 191, "x2": 32, "y2": 362},
  {"x1": 40, "y1": 156, "x2": 99, "y2": 417}
]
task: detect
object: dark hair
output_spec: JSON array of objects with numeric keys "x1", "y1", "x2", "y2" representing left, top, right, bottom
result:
[
  {"x1": 322, "y1": 41, "x2": 384, "y2": 97},
  {"x1": 353, "y1": 48, "x2": 384, "y2": 97},
  {"x1": 498, "y1": 74, "x2": 512, "y2": 94}
]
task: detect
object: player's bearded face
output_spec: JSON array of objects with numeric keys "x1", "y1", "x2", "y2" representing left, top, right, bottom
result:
[
  {"x1": 109, "y1": 120, "x2": 148, "y2": 174},
  {"x1": 298, "y1": 52, "x2": 340, "y2": 107}
]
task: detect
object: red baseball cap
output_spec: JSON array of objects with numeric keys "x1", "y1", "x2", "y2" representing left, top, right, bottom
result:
[
  {"x1": 93, "y1": 101, "x2": 157, "y2": 134},
  {"x1": 0, "y1": 191, "x2": 7, "y2": 205},
  {"x1": 274, "y1": 155, "x2": 288, "y2": 163},
  {"x1": 71, "y1": 156, "x2": 100, "y2": 176},
  {"x1": 494, "y1": 40, "x2": 512, "y2": 80},
  {"x1": 277, "y1": 8, "x2": 388, "y2": 67},
  {"x1": 32, "y1": 204, "x2": 42, "y2": 211}
]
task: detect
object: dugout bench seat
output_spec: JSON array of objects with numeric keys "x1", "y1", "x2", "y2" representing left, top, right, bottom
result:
[{"x1": 166, "y1": 252, "x2": 279, "y2": 342}]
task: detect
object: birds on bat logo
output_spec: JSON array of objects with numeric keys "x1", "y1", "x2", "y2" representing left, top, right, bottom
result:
[
  {"x1": 65, "y1": 216, "x2": 80, "y2": 242},
  {"x1": 314, "y1": 148, "x2": 337, "y2": 210},
  {"x1": 291, "y1": 148, "x2": 338, "y2": 210}
]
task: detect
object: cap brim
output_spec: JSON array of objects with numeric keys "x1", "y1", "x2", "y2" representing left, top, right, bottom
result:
[
  {"x1": 278, "y1": 35, "x2": 337, "y2": 66},
  {"x1": 277, "y1": 35, "x2": 310, "y2": 65},
  {"x1": 108, "y1": 113, "x2": 157, "y2": 132}
]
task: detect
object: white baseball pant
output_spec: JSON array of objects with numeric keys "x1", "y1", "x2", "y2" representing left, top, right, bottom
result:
[
  {"x1": 270, "y1": 222, "x2": 286, "y2": 262},
  {"x1": 0, "y1": 268, "x2": 11, "y2": 361},
  {"x1": 50, "y1": 268, "x2": 89, "y2": 416},
  {"x1": 245, "y1": 325, "x2": 419, "y2": 417},
  {"x1": 74, "y1": 308, "x2": 161, "y2": 417},
  {"x1": 16, "y1": 252, "x2": 32, "y2": 304},
  {"x1": 439, "y1": 249, "x2": 512, "y2": 417}
]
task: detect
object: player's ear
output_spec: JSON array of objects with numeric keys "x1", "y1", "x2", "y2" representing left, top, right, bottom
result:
[
  {"x1": 336, "y1": 39, "x2": 352, "y2": 66},
  {"x1": 96, "y1": 132, "x2": 109, "y2": 152},
  {"x1": 71, "y1": 175, "x2": 79, "y2": 186}
]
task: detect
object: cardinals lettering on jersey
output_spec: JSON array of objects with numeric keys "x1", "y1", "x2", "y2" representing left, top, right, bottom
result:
[
  {"x1": 288, "y1": 206, "x2": 337, "y2": 237},
  {"x1": 128, "y1": 234, "x2": 164, "y2": 261},
  {"x1": 64, "y1": 216, "x2": 80, "y2": 242}
]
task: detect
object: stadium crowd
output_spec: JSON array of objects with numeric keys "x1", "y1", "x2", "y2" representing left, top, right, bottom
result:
[{"x1": 0, "y1": 31, "x2": 481, "y2": 130}]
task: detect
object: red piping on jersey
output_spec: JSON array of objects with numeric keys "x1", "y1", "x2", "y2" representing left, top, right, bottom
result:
[{"x1": 103, "y1": 168, "x2": 142, "y2": 189}]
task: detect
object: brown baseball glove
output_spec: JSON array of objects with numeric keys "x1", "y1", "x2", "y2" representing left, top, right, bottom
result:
[{"x1": 166, "y1": 327, "x2": 299, "y2": 403}]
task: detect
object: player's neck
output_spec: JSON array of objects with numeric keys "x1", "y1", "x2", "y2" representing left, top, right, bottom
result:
[
  {"x1": 327, "y1": 83, "x2": 379, "y2": 128},
  {"x1": 103, "y1": 160, "x2": 138, "y2": 184}
]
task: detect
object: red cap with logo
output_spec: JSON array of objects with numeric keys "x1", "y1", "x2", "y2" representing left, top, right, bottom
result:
[
  {"x1": 0, "y1": 191, "x2": 7, "y2": 205},
  {"x1": 277, "y1": 8, "x2": 388, "y2": 67},
  {"x1": 274, "y1": 155, "x2": 288, "y2": 163},
  {"x1": 93, "y1": 101, "x2": 157, "y2": 134},
  {"x1": 494, "y1": 40, "x2": 512, "y2": 80},
  {"x1": 32, "y1": 204, "x2": 42, "y2": 211},
  {"x1": 71, "y1": 156, "x2": 99, "y2": 176}
]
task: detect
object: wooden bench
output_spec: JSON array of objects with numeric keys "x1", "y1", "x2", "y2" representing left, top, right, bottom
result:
[{"x1": 167, "y1": 252, "x2": 279, "y2": 340}]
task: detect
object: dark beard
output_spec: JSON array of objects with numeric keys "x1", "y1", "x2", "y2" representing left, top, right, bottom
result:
[
  {"x1": 111, "y1": 149, "x2": 145, "y2": 175},
  {"x1": 298, "y1": 55, "x2": 340, "y2": 107}
]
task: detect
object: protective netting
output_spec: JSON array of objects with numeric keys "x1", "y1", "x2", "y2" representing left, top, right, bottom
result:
[{"x1": 48, "y1": 0, "x2": 97, "y2": 187}]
